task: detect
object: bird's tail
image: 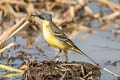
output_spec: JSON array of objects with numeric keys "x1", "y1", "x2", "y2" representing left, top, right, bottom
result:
[{"x1": 73, "y1": 48, "x2": 98, "y2": 66}]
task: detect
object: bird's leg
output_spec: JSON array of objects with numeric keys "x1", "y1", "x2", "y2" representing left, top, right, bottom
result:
[
  {"x1": 64, "y1": 50, "x2": 68, "y2": 62},
  {"x1": 52, "y1": 49, "x2": 62, "y2": 61},
  {"x1": 59, "y1": 49, "x2": 62, "y2": 53}
]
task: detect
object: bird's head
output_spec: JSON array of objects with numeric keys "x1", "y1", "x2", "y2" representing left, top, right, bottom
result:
[{"x1": 32, "y1": 13, "x2": 52, "y2": 21}]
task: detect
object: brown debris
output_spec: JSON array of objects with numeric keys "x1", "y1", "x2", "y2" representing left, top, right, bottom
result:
[{"x1": 22, "y1": 61, "x2": 100, "y2": 80}]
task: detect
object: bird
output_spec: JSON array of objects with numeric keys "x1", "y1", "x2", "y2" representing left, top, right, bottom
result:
[{"x1": 31, "y1": 13, "x2": 98, "y2": 65}]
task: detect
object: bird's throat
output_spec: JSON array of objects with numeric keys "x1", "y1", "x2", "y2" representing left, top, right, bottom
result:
[{"x1": 42, "y1": 20, "x2": 52, "y2": 41}]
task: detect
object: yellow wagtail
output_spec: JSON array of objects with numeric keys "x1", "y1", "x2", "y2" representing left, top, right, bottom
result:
[{"x1": 32, "y1": 13, "x2": 98, "y2": 65}]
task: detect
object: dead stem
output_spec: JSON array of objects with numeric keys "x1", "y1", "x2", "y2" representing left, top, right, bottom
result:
[
  {"x1": 0, "y1": 42, "x2": 15, "y2": 56},
  {"x1": 60, "y1": 72, "x2": 67, "y2": 80},
  {"x1": 0, "y1": 17, "x2": 26, "y2": 45},
  {"x1": 103, "y1": 68, "x2": 120, "y2": 79}
]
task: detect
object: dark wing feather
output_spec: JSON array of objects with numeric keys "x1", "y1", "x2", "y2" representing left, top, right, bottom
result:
[{"x1": 50, "y1": 22, "x2": 77, "y2": 48}]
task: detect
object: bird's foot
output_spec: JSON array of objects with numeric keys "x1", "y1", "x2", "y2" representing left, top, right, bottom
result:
[{"x1": 51, "y1": 49, "x2": 63, "y2": 61}]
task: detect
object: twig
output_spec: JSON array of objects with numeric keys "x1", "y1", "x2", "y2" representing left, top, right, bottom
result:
[
  {"x1": 0, "y1": 17, "x2": 26, "y2": 45},
  {"x1": 5, "y1": 54, "x2": 11, "y2": 65},
  {"x1": 103, "y1": 68, "x2": 120, "y2": 79},
  {"x1": 98, "y1": 0, "x2": 120, "y2": 11},
  {"x1": 55, "y1": 0, "x2": 77, "y2": 5},
  {"x1": 83, "y1": 71, "x2": 92, "y2": 79},
  {"x1": 0, "y1": 72, "x2": 23, "y2": 78},
  {"x1": 102, "y1": 11, "x2": 120, "y2": 21},
  {"x1": 0, "y1": 0, "x2": 27, "y2": 6},
  {"x1": 0, "y1": 42, "x2": 15, "y2": 55},
  {"x1": 81, "y1": 65, "x2": 85, "y2": 76},
  {"x1": 60, "y1": 72, "x2": 67, "y2": 80},
  {"x1": 0, "y1": 64, "x2": 24, "y2": 73},
  {"x1": 9, "y1": 21, "x2": 29, "y2": 38}
]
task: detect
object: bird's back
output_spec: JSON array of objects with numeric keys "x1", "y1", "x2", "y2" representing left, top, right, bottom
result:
[{"x1": 50, "y1": 22, "x2": 82, "y2": 52}]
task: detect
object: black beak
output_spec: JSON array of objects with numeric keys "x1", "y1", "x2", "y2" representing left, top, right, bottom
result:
[
  {"x1": 31, "y1": 14, "x2": 40, "y2": 17},
  {"x1": 31, "y1": 13, "x2": 51, "y2": 21}
]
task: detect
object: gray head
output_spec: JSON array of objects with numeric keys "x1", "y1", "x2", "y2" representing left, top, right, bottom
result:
[{"x1": 32, "y1": 13, "x2": 52, "y2": 21}]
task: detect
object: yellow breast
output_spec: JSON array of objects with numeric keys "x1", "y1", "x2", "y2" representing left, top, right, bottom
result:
[{"x1": 41, "y1": 20, "x2": 66, "y2": 49}]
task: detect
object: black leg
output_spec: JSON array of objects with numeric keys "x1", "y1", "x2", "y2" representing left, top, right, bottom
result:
[
  {"x1": 64, "y1": 50, "x2": 68, "y2": 62},
  {"x1": 59, "y1": 49, "x2": 62, "y2": 53},
  {"x1": 52, "y1": 49, "x2": 62, "y2": 61}
]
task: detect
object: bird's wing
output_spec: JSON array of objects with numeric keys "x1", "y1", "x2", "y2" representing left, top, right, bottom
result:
[
  {"x1": 50, "y1": 22, "x2": 77, "y2": 48},
  {"x1": 50, "y1": 23, "x2": 99, "y2": 66}
]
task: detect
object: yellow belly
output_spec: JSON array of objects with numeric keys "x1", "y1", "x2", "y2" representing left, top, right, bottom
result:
[{"x1": 43, "y1": 24, "x2": 66, "y2": 49}]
